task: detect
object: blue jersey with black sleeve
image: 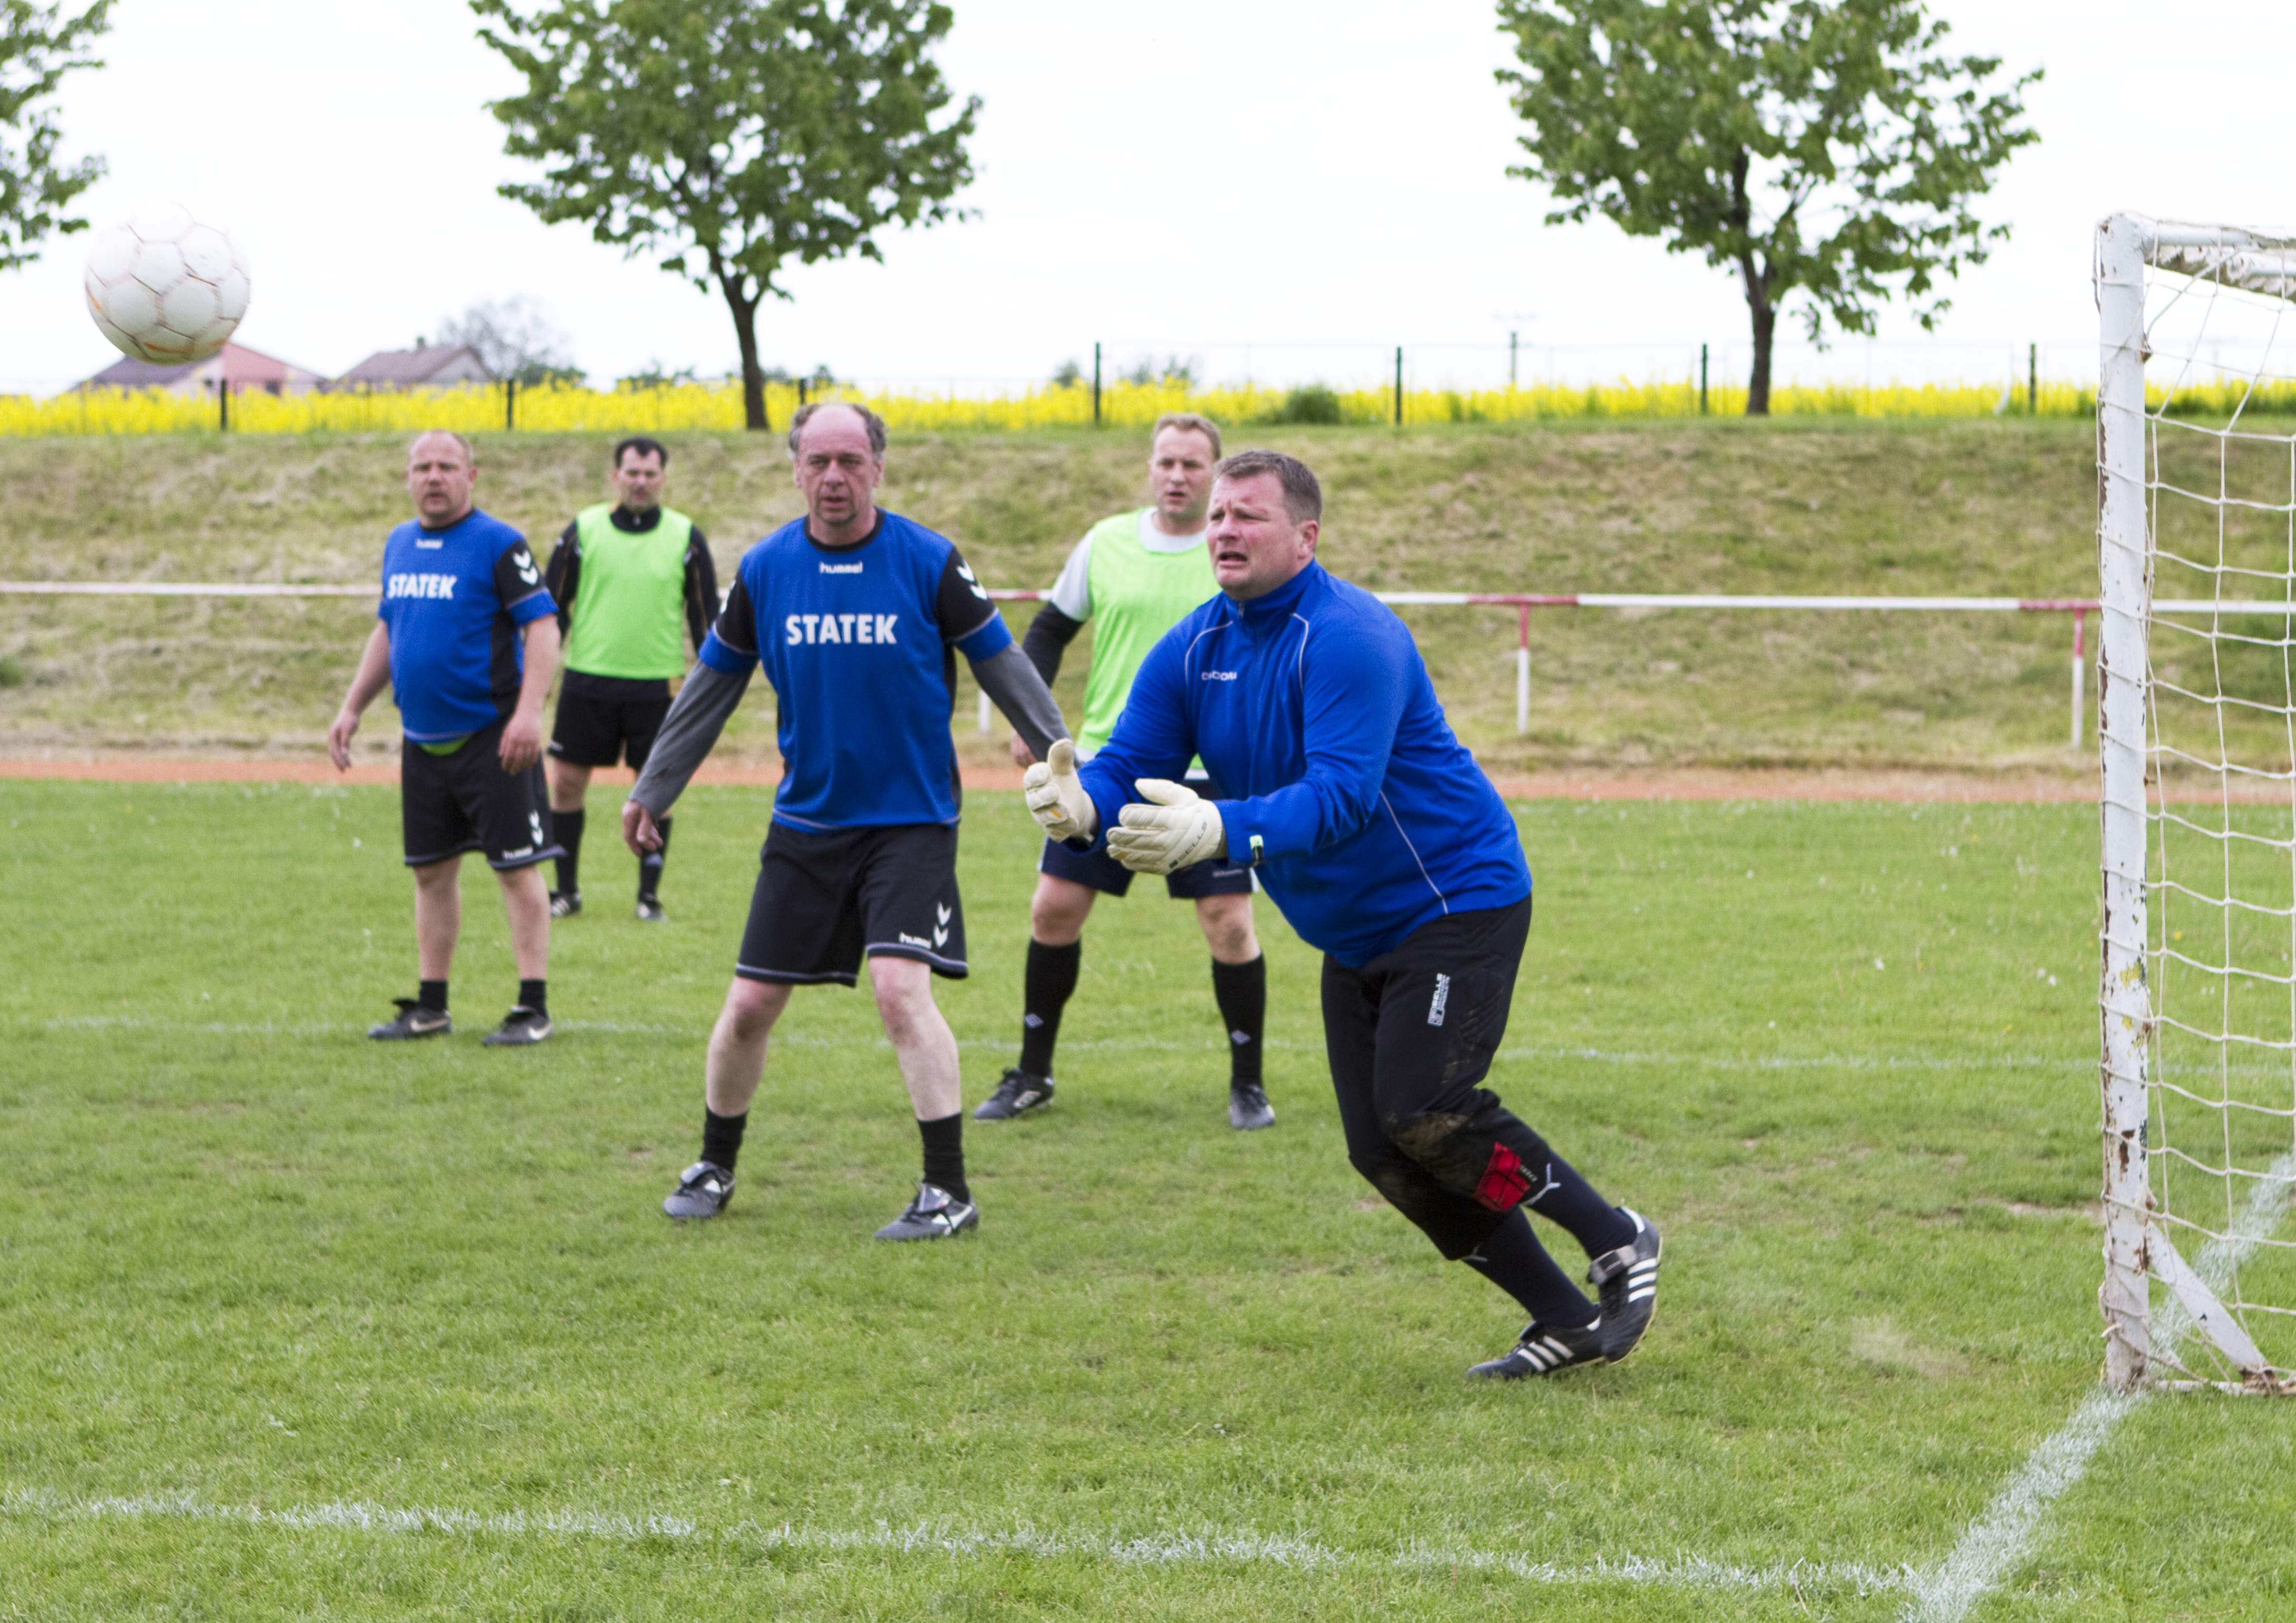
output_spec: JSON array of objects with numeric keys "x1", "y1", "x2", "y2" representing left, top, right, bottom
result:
[
  {"x1": 697, "y1": 510, "x2": 1011, "y2": 829},
  {"x1": 376, "y1": 507, "x2": 554, "y2": 744},
  {"x1": 1075, "y1": 561, "x2": 1529, "y2": 967}
]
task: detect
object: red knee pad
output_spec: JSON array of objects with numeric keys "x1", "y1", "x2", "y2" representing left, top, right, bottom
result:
[{"x1": 1475, "y1": 1143, "x2": 1531, "y2": 1210}]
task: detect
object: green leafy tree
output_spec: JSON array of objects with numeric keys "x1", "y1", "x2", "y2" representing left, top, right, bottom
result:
[
  {"x1": 473, "y1": 0, "x2": 978, "y2": 431},
  {"x1": 0, "y1": 0, "x2": 110, "y2": 275},
  {"x1": 1495, "y1": 0, "x2": 2037, "y2": 414}
]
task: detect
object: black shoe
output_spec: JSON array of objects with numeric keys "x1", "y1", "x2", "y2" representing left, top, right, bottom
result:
[
  {"x1": 549, "y1": 889, "x2": 582, "y2": 918},
  {"x1": 368, "y1": 998, "x2": 450, "y2": 1040},
  {"x1": 1588, "y1": 1208, "x2": 1661, "y2": 1363},
  {"x1": 973, "y1": 1067, "x2": 1054, "y2": 1121},
  {"x1": 635, "y1": 896, "x2": 666, "y2": 923},
  {"x1": 1228, "y1": 1082, "x2": 1275, "y2": 1130},
  {"x1": 663, "y1": 1160, "x2": 734, "y2": 1221},
  {"x1": 874, "y1": 1181, "x2": 978, "y2": 1241},
  {"x1": 1466, "y1": 1319, "x2": 1606, "y2": 1380},
  {"x1": 481, "y1": 1006, "x2": 553, "y2": 1047}
]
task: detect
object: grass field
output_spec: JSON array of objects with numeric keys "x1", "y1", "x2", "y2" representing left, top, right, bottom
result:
[
  {"x1": 7, "y1": 777, "x2": 2294, "y2": 1620},
  {"x1": 0, "y1": 418, "x2": 2132, "y2": 772}
]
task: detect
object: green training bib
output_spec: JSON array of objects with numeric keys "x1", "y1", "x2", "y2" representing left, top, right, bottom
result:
[{"x1": 562, "y1": 504, "x2": 695, "y2": 680}]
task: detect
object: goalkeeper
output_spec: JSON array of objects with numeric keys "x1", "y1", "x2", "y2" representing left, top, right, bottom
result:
[
  {"x1": 974, "y1": 412, "x2": 1270, "y2": 1132},
  {"x1": 1023, "y1": 450, "x2": 1662, "y2": 1380}
]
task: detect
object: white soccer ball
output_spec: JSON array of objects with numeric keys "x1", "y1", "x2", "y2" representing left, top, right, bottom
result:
[{"x1": 82, "y1": 204, "x2": 251, "y2": 366}]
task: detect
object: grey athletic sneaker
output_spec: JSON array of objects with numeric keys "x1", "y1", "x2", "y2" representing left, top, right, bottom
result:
[
  {"x1": 874, "y1": 1182, "x2": 978, "y2": 1241},
  {"x1": 368, "y1": 998, "x2": 450, "y2": 1040},
  {"x1": 548, "y1": 889, "x2": 582, "y2": 919},
  {"x1": 1228, "y1": 1082, "x2": 1276, "y2": 1131},
  {"x1": 1588, "y1": 1209, "x2": 1661, "y2": 1363},
  {"x1": 481, "y1": 1006, "x2": 553, "y2": 1047},
  {"x1": 1466, "y1": 1319, "x2": 1606, "y2": 1380},
  {"x1": 973, "y1": 1068, "x2": 1054, "y2": 1121},
  {"x1": 663, "y1": 1160, "x2": 734, "y2": 1221}
]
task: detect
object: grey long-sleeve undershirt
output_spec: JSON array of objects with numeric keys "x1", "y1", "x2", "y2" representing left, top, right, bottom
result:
[{"x1": 626, "y1": 643, "x2": 1068, "y2": 820}]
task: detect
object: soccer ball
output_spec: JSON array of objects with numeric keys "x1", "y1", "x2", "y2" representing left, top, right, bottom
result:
[{"x1": 82, "y1": 204, "x2": 251, "y2": 366}]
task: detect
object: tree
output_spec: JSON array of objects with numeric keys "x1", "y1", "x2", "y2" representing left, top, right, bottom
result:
[
  {"x1": 435, "y1": 296, "x2": 587, "y2": 386},
  {"x1": 473, "y1": 0, "x2": 978, "y2": 431},
  {"x1": 1495, "y1": 0, "x2": 2037, "y2": 415},
  {"x1": 0, "y1": 0, "x2": 110, "y2": 275}
]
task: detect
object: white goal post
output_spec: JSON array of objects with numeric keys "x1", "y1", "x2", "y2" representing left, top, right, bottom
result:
[{"x1": 2097, "y1": 214, "x2": 2296, "y2": 1393}]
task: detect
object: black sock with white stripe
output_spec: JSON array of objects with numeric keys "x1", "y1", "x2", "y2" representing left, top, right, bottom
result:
[{"x1": 1463, "y1": 1207, "x2": 1598, "y2": 1329}]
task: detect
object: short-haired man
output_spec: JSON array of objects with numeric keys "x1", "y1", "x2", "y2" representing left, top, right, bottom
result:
[
  {"x1": 623, "y1": 402, "x2": 1069, "y2": 1239},
  {"x1": 975, "y1": 413, "x2": 1271, "y2": 1131},
  {"x1": 328, "y1": 430, "x2": 563, "y2": 1047},
  {"x1": 1023, "y1": 451, "x2": 1663, "y2": 1378},
  {"x1": 541, "y1": 435, "x2": 721, "y2": 923}
]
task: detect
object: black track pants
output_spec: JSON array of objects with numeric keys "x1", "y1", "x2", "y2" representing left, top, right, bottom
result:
[{"x1": 1320, "y1": 897, "x2": 1569, "y2": 1260}]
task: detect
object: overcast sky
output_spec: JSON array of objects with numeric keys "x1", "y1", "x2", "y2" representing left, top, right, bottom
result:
[{"x1": 2, "y1": 0, "x2": 2290, "y2": 395}]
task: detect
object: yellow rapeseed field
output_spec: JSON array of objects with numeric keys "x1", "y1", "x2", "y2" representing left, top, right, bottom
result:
[{"x1": 2, "y1": 374, "x2": 2287, "y2": 437}]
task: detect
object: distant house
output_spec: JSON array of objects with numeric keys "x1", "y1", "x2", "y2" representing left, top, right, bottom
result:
[
  {"x1": 336, "y1": 344, "x2": 493, "y2": 389},
  {"x1": 77, "y1": 340, "x2": 326, "y2": 397}
]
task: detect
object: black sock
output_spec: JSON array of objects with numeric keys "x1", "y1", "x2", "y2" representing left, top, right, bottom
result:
[
  {"x1": 639, "y1": 814, "x2": 671, "y2": 900},
  {"x1": 518, "y1": 978, "x2": 548, "y2": 1016},
  {"x1": 1210, "y1": 954, "x2": 1266, "y2": 1086},
  {"x1": 702, "y1": 1107, "x2": 747, "y2": 1174},
  {"x1": 553, "y1": 807, "x2": 585, "y2": 895},
  {"x1": 1018, "y1": 938, "x2": 1081, "y2": 1078},
  {"x1": 1464, "y1": 1207, "x2": 1598, "y2": 1328},
  {"x1": 918, "y1": 1111, "x2": 968, "y2": 1202},
  {"x1": 1524, "y1": 1152, "x2": 1636, "y2": 1256},
  {"x1": 417, "y1": 979, "x2": 447, "y2": 1013}
]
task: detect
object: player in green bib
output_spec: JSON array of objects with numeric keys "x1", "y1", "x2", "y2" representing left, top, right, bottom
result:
[
  {"x1": 542, "y1": 436, "x2": 720, "y2": 922},
  {"x1": 973, "y1": 414, "x2": 1273, "y2": 1130}
]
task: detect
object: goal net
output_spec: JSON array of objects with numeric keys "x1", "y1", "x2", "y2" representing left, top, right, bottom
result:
[{"x1": 2097, "y1": 214, "x2": 2296, "y2": 1392}]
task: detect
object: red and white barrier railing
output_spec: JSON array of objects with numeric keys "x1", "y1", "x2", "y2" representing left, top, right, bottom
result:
[{"x1": 9, "y1": 580, "x2": 2291, "y2": 749}]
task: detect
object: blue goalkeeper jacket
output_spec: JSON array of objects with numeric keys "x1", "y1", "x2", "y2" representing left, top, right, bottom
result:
[{"x1": 1076, "y1": 561, "x2": 1529, "y2": 967}]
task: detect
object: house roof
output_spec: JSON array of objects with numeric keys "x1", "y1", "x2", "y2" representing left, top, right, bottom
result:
[
  {"x1": 338, "y1": 345, "x2": 491, "y2": 386},
  {"x1": 77, "y1": 340, "x2": 320, "y2": 390}
]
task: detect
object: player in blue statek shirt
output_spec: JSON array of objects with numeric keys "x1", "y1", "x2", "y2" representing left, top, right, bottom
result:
[
  {"x1": 625, "y1": 402, "x2": 1069, "y2": 1243},
  {"x1": 329, "y1": 431, "x2": 565, "y2": 1049},
  {"x1": 1023, "y1": 450, "x2": 1665, "y2": 1382}
]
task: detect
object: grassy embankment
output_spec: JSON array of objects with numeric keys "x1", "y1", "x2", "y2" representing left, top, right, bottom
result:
[{"x1": 0, "y1": 417, "x2": 2161, "y2": 773}]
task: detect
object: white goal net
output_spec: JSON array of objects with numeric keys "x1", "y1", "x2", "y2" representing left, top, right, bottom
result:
[{"x1": 2097, "y1": 214, "x2": 2296, "y2": 1392}]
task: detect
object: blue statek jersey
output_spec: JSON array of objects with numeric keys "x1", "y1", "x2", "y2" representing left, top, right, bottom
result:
[
  {"x1": 698, "y1": 510, "x2": 1010, "y2": 829},
  {"x1": 376, "y1": 508, "x2": 554, "y2": 743},
  {"x1": 1077, "y1": 561, "x2": 1530, "y2": 967}
]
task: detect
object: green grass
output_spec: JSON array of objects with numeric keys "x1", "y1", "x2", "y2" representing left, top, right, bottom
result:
[
  {"x1": 0, "y1": 419, "x2": 2141, "y2": 771},
  {"x1": 6, "y1": 778, "x2": 2294, "y2": 1619}
]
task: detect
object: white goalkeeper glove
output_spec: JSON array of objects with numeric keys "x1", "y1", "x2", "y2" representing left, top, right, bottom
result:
[
  {"x1": 1022, "y1": 738, "x2": 1097, "y2": 842},
  {"x1": 1107, "y1": 778, "x2": 1228, "y2": 875}
]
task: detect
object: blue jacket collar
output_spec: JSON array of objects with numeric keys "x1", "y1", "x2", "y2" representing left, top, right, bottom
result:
[{"x1": 1230, "y1": 560, "x2": 1321, "y2": 631}]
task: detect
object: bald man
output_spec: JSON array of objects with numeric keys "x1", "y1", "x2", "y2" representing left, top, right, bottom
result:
[{"x1": 329, "y1": 429, "x2": 563, "y2": 1047}]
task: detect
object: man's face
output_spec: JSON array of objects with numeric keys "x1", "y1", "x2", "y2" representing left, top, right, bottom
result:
[
  {"x1": 613, "y1": 449, "x2": 665, "y2": 511},
  {"x1": 405, "y1": 434, "x2": 476, "y2": 526},
  {"x1": 791, "y1": 407, "x2": 883, "y2": 531},
  {"x1": 1149, "y1": 427, "x2": 1217, "y2": 525},
  {"x1": 1207, "y1": 472, "x2": 1318, "y2": 601}
]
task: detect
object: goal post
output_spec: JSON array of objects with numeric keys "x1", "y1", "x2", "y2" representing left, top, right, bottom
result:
[{"x1": 2095, "y1": 213, "x2": 2296, "y2": 1393}]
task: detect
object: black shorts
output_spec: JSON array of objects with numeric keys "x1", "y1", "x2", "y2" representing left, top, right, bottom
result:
[
  {"x1": 736, "y1": 821, "x2": 967, "y2": 985},
  {"x1": 548, "y1": 671, "x2": 673, "y2": 770},
  {"x1": 1038, "y1": 835, "x2": 1254, "y2": 900},
  {"x1": 401, "y1": 721, "x2": 562, "y2": 871}
]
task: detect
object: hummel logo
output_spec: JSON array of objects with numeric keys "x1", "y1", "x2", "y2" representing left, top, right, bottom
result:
[
  {"x1": 819, "y1": 561, "x2": 864, "y2": 574},
  {"x1": 1427, "y1": 972, "x2": 1451, "y2": 1027},
  {"x1": 513, "y1": 547, "x2": 540, "y2": 585},
  {"x1": 935, "y1": 903, "x2": 952, "y2": 925},
  {"x1": 415, "y1": 539, "x2": 443, "y2": 550},
  {"x1": 899, "y1": 932, "x2": 932, "y2": 949},
  {"x1": 957, "y1": 561, "x2": 987, "y2": 600}
]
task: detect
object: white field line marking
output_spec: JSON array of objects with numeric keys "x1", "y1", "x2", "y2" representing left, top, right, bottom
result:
[
  {"x1": 1901, "y1": 1151, "x2": 2296, "y2": 1623},
  {"x1": 0, "y1": 1488, "x2": 1913, "y2": 1598}
]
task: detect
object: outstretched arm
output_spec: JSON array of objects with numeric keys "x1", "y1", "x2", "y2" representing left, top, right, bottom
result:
[{"x1": 971, "y1": 642, "x2": 1068, "y2": 762}]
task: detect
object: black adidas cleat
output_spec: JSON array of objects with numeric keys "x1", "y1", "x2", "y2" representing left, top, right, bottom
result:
[
  {"x1": 549, "y1": 889, "x2": 582, "y2": 919},
  {"x1": 1466, "y1": 1319, "x2": 1606, "y2": 1380},
  {"x1": 973, "y1": 1067, "x2": 1054, "y2": 1121},
  {"x1": 482, "y1": 1006, "x2": 553, "y2": 1047},
  {"x1": 635, "y1": 896, "x2": 666, "y2": 923},
  {"x1": 1228, "y1": 1082, "x2": 1275, "y2": 1131},
  {"x1": 368, "y1": 998, "x2": 450, "y2": 1040},
  {"x1": 663, "y1": 1160, "x2": 734, "y2": 1221},
  {"x1": 874, "y1": 1181, "x2": 978, "y2": 1241},
  {"x1": 1588, "y1": 1208, "x2": 1661, "y2": 1363}
]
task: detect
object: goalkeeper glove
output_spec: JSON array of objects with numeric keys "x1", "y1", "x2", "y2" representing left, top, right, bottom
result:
[
  {"x1": 1022, "y1": 738, "x2": 1097, "y2": 842},
  {"x1": 1107, "y1": 778, "x2": 1227, "y2": 875}
]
